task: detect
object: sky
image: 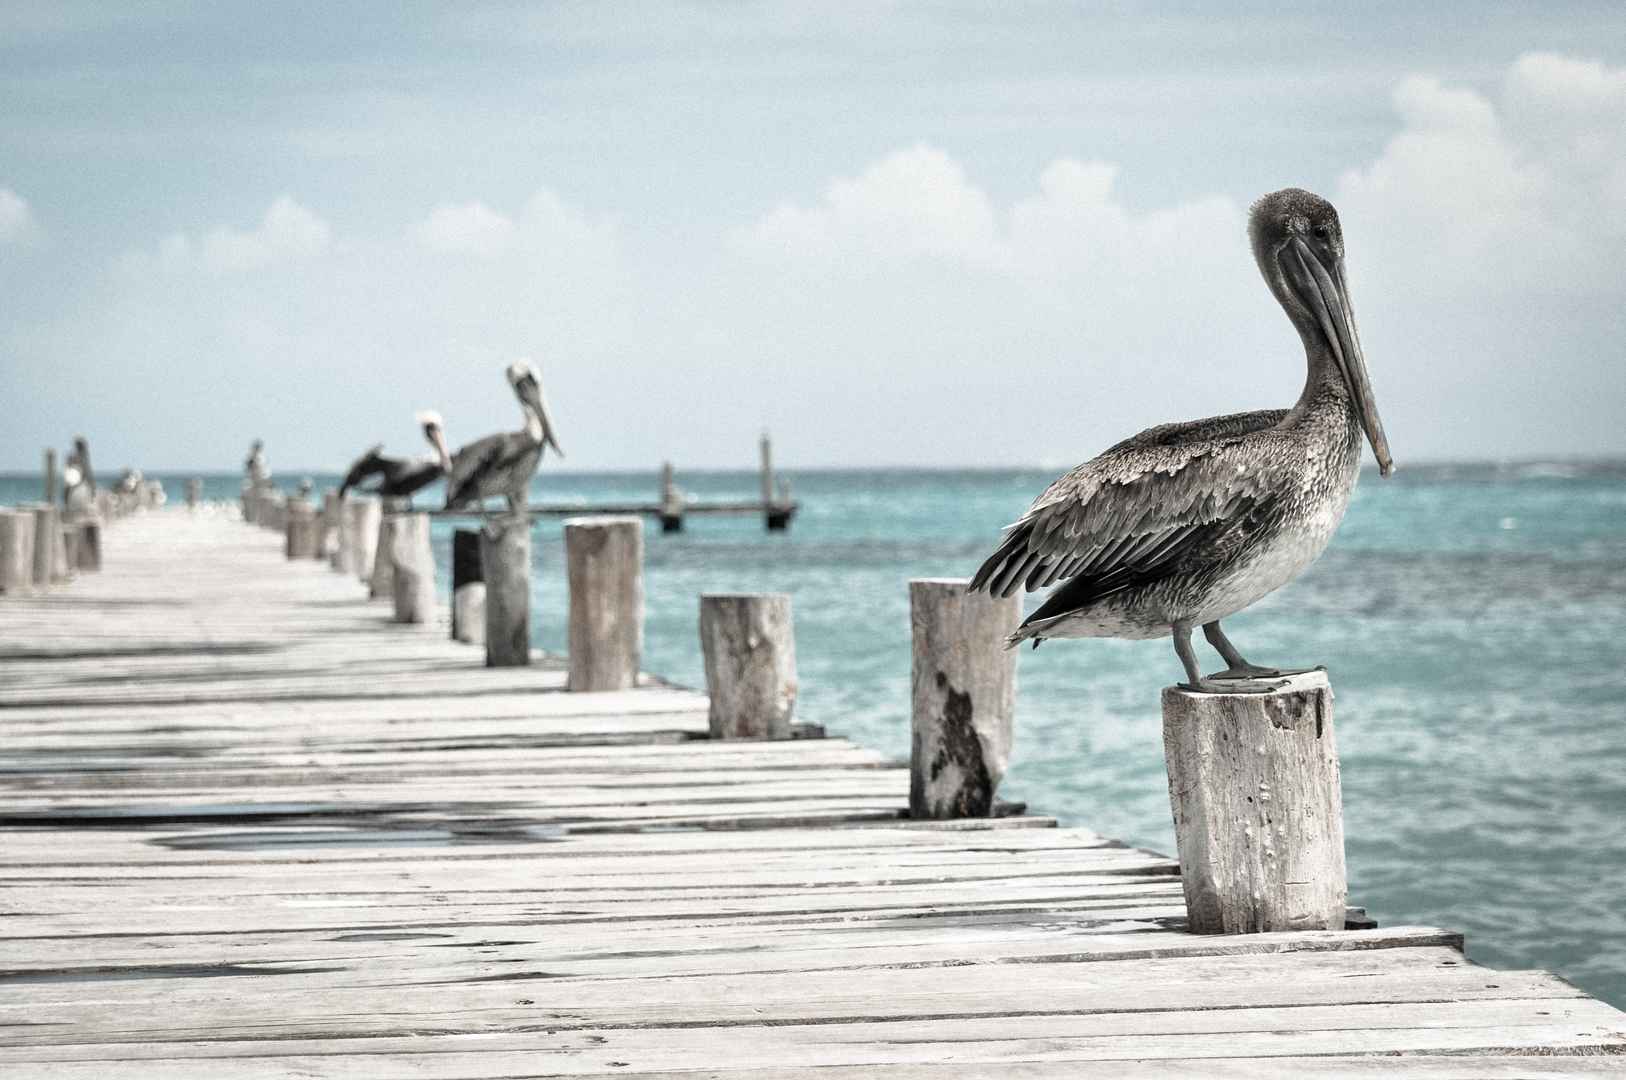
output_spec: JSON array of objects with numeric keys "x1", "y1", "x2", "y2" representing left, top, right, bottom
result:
[{"x1": 2, "y1": 2, "x2": 1624, "y2": 472}]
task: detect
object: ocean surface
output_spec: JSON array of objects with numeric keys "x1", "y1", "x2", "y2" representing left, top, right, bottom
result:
[{"x1": 4, "y1": 462, "x2": 1625, "y2": 1007}]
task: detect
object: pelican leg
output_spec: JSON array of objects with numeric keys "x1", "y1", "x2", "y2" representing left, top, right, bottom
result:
[
  {"x1": 1174, "y1": 622, "x2": 1286, "y2": 695},
  {"x1": 1201, "y1": 621, "x2": 1322, "y2": 681}
]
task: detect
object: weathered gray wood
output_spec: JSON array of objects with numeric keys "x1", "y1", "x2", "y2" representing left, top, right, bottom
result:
[
  {"x1": 700, "y1": 593, "x2": 797, "y2": 739},
  {"x1": 76, "y1": 520, "x2": 101, "y2": 572},
  {"x1": 450, "y1": 528, "x2": 485, "y2": 644},
  {"x1": 367, "y1": 498, "x2": 407, "y2": 599},
  {"x1": 1162, "y1": 670, "x2": 1346, "y2": 934},
  {"x1": 185, "y1": 478, "x2": 202, "y2": 510},
  {"x1": 565, "y1": 515, "x2": 643, "y2": 691},
  {"x1": 389, "y1": 512, "x2": 436, "y2": 624},
  {"x1": 479, "y1": 517, "x2": 529, "y2": 666},
  {"x1": 352, "y1": 497, "x2": 381, "y2": 582},
  {"x1": 44, "y1": 447, "x2": 57, "y2": 504},
  {"x1": 908, "y1": 578, "x2": 1020, "y2": 818},
  {"x1": 326, "y1": 491, "x2": 352, "y2": 569},
  {"x1": 30, "y1": 504, "x2": 59, "y2": 586},
  {"x1": 316, "y1": 490, "x2": 340, "y2": 559},
  {"x1": 283, "y1": 497, "x2": 318, "y2": 559},
  {"x1": 0, "y1": 508, "x2": 37, "y2": 594}
]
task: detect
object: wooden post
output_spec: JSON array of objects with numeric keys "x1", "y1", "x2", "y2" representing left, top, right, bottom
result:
[
  {"x1": 451, "y1": 528, "x2": 486, "y2": 645},
  {"x1": 49, "y1": 510, "x2": 71, "y2": 583},
  {"x1": 908, "y1": 578, "x2": 1020, "y2": 819},
  {"x1": 565, "y1": 516, "x2": 643, "y2": 692},
  {"x1": 0, "y1": 509, "x2": 36, "y2": 594},
  {"x1": 1162, "y1": 671, "x2": 1347, "y2": 934},
  {"x1": 368, "y1": 498, "x2": 407, "y2": 600},
  {"x1": 480, "y1": 518, "x2": 530, "y2": 666},
  {"x1": 284, "y1": 498, "x2": 318, "y2": 560},
  {"x1": 44, "y1": 449, "x2": 57, "y2": 505},
  {"x1": 317, "y1": 491, "x2": 340, "y2": 560},
  {"x1": 30, "y1": 505, "x2": 59, "y2": 587},
  {"x1": 390, "y1": 512, "x2": 436, "y2": 624},
  {"x1": 186, "y1": 478, "x2": 202, "y2": 511},
  {"x1": 350, "y1": 498, "x2": 381, "y2": 584},
  {"x1": 331, "y1": 496, "x2": 356, "y2": 574},
  {"x1": 659, "y1": 461, "x2": 683, "y2": 533},
  {"x1": 75, "y1": 520, "x2": 101, "y2": 572},
  {"x1": 699, "y1": 594, "x2": 797, "y2": 739}
]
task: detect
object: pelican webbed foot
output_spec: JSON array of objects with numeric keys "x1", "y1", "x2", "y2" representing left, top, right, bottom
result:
[
  {"x1": 1179, "y1": 677, "x2": 1290, "y2": 695},
  {"x1": 1206, "y1": 663, "x2": 1325, "y2": 681}
]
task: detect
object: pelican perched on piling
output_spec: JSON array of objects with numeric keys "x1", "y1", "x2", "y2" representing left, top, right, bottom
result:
[
  {"x1": 338, "y1": 411, "x2": 453, "y2": 500},
  {"x1": 970, "y1": 188, "x2": 1393, "y2": 694},
  {"x1": 444, "y1": 360, "x2": 563, "y2": 515}
]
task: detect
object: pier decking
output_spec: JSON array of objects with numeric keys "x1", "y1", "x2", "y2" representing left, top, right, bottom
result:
[{"x1": 2, "y1": 510, "x2": 1623, "y2": 1077}]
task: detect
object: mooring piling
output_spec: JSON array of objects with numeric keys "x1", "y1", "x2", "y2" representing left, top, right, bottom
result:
[
  {"x1": 390, "y1": 512, "x2": 436, "y2": 624},
  {"x1": 284, "y1": 496, "x2": 319, "y2": 560},
  {"x1": 1162, "y1": 670, "x2": 1347, "y2": 934},
  {"x1": 907, "y1": 577, "x2": 1021, "y2": 819},
  {"x1": 699, "y1": 593, "x2": 798, "y2": 740},
  {"x1": 451, "y1": 528, "x2": 486, "y2": 645},
  {"x1": 0, "y1": 509, "x2": 36, "y2": 595},
  {"x1": 480, "y1": 517, "x2": 531, "y2": 666},
  {"x1": 565, "y1": 515, "x2": 643, "y2": 692}
]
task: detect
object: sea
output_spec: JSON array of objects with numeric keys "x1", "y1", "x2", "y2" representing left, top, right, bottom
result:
[{"x1": 3, "y1": 462, "x2": 1624, "y2": 1008}]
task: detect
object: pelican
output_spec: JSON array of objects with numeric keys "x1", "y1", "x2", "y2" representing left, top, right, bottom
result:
[
  {"x1": 444, "y1": 360, "x2": 563, "y2": 515},
  {"x1": 970, "y1": 188, "x2": 1393, "y2": 694},
  {"x1": 337, "y1": 411, "x2": 453, "y2": 500}
]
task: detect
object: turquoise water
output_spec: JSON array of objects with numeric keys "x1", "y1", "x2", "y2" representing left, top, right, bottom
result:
[{"x1": 4, "y1": 462, "x2": 1625, "y2": 1006}]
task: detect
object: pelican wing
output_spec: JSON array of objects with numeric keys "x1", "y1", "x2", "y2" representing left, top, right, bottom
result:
[
  {"x1": 443, "y1": 432, "x2": 508, "y2": 509},
  {"x1": 970, "y1": 409, "x2": 1291, "y2": 600},
  {"x1": 337, "y1": 444, "x2": 387, "y2": 498}
]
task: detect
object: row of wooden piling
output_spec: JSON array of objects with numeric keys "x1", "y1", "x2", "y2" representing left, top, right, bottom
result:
[
  {"x1": 0, "y1": 503, "x2": 108, "y2": 595},
  {"x1": 245, "y1": 482, "x2": 1350, "y2": 939}
]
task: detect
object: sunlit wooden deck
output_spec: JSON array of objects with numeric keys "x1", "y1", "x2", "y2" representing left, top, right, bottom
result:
[{"x1": 2, "y1": 509, "x2": 1623, "y2": 1077}]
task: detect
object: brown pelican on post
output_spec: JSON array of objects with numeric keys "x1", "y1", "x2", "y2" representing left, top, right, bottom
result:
[
  {"x1": 970, "y1": 188, "x2": 1393, "y2": 694},
  {"x1": 337, "y1": 411, "x2": 453, "y2": 500},
  {"x1": 444, "y1": 360, "x2": 563, "y2": 515}
]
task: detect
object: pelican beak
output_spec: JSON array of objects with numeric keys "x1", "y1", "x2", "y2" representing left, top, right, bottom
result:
[
  {"x1": 523, "y1": 379, "x2": 564, "y2": 458},
  {"x1": 425, "y1": 422, "x2": 453, "y2": 473},
  {"x1": 1283, "y1": 238, "x2": 1394, "y2": 477}
]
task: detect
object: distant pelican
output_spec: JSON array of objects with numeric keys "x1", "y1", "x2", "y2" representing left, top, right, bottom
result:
[
  {"x1": 444, "y1": 361, "x2": 563, "y2": 515},
  {"x1": 338, "y1": 411, "x2": 453, "y2": 500},
  {"x1": 970, "y1": 188, "x2": 1393, "y2": 694}
]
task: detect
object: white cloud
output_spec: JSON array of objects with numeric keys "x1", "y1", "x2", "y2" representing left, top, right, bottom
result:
[
  {"x1": 409, "y1": 201, "x2": 515, "y2": 256},
  {"x1": 1336, "y1": 52, "x2": 1626, "y2": 297},
  {"x1": 0, "y1": 187, "x2": 36, "y2": 242},
  {"x1": 123, "y1": 196, "x2": 332, "y2": 274},
  {"x1": 736, "y1": 144, "x2": 1006, "y2": 268}
]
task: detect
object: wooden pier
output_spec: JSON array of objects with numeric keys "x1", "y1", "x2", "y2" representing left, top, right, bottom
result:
[{"x1": 2, "y1": 508, "x2": 1624, "y2": 1077}]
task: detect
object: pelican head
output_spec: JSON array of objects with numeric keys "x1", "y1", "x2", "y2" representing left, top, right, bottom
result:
[
  {"x1": 1249, "y1": 188, "x2": 1393, "y2": 477},
  {"x1": 506, "y1": 359, "x2": 563, "y2": 457},
  {"x1": 415, "y1": 409, "x2": 452, "y2": 471}
]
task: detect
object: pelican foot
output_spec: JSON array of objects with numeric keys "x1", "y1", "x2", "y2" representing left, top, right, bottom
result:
[
  {"x1": 1180, "y1": 677, "x2": 1290, "y2": 695},
  {"x1": 1206, "y1": 663, "x2": 1325, "y2": 681}
]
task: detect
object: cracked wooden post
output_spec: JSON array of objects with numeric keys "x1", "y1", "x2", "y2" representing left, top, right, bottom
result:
[
  {"x1": 451, "y1": 528, "x2": 485, "y2": 645},
  {"x1": 348, "y1": 498, "x2": 380, "y2": 583},
  {"x1": 284, "y1": 497, "x2": 318, "y2": 560},
  {"x1": 908, "y1": 578, "x2": 1020, "y2": 819},
  {"x1": 481, "y1": 518, "x2": 530, "y2": 666},
  {"x1": 368, "y1": 497, "x2": 407, "y2": 600},
  {"x1": 699, "y1": 594, "x2": 797, "y2": 739},
  {"x1": 75, "y1": 519, "x2": 101, "y2": 573},
  {"x1": 329, "y1": 494, "x2": 353, "y2": 573},
  {"x1": 30, "y1": 505, "x2": 60, "y2": 587},
  {"x1": 317, "y1": 491, "x2": 341, "y2": 560},
  {"x1": 0, "y1": 509, "x2": 36, "y2": 595},
  {"x1": 390, "y1": 512, "x2": 436, "y2": 624},
  {"x1": 565, "y1": 516, "x2": 642, "y2": 692},
  {"x1": 1162, "y1": 670, "x2": 1346, "y2": 934}
]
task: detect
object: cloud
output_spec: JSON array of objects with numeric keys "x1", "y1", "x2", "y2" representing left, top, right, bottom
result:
[
  {"x1": 1335, "y1": 52, "x2": 1626, "y2": 298},
  {"x1": 123, "y1": 196, "x2": 332, "y2": 274},
  {"x1": 0, "y1": 187, "x2": 36, "y2": 242},
  {"x1": 409, "y1": 189, "x2": 614, "y2": 261},
  {"x1": 736, "y1": 145, "x2": 1006, "y2": 268},
  {"x1": 409, "y1": 201, "x2": 515, "y2": 256}
]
